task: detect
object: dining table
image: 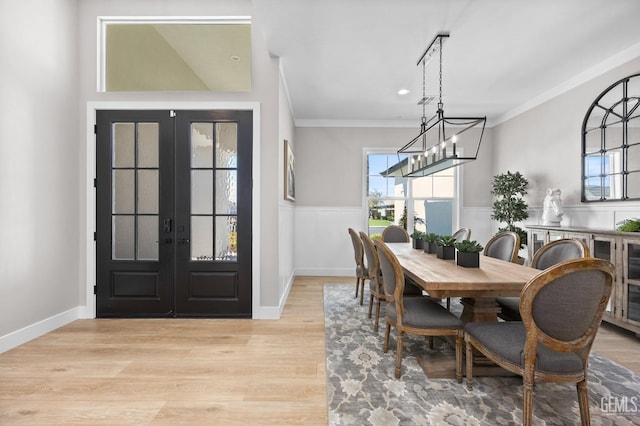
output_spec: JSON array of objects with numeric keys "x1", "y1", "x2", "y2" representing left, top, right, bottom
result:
[{"x1": 385, "y1": 242, "x2": 540, "y2": 377}]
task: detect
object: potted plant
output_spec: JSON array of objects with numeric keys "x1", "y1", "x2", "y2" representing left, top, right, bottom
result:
[
  {"x1": 423, "y1": 233, "x2": 439, "y2": 254},
  {"x1": 455, "y1": 240, "x2": 484, "y2": 268},
  {"x1": 435, "y1": 235, "x2": 456, "y2": 260},
  {"x1": 617, "y1": 218, "x2": 640, "y2": 232},
  {"x1": 491, "y1": 170, "x2": 529, "y2": 248},
  {"x1": 410, "y1": 230, "x2": 425, "y2": 249}
]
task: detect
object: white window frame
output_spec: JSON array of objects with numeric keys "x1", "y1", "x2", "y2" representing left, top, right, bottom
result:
[{"x1": 362, "y1": 147, "x2": 462, "y2": 234}]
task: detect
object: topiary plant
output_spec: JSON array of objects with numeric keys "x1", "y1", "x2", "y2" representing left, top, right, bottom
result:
[{"x1": 491, "y1": 170, "x2": 529, "y2": 248}]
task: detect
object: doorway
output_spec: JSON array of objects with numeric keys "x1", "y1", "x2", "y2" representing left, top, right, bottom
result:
[{"x1": 95, "y1": 109, "x2": 252, "y2": 317}]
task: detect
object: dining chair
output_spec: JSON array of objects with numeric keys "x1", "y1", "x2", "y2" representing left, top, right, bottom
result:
[
  {"x1": 348, "y1": 228, "x2": 370, "y2": 305},
  {"x1": 381, "y1": 225, "x2": 410, "y2": 242},
  {"x1": 360, "y1": 232, "x2": 422, "y2": 331},
  {"x1": 375, "y1": 240, "x2": 463, "y2": 381},
  {"x1": 497, "y1": 238, "x2": 590, "y2": 321},
  {"x1": 452, "y1": 227, "x2": 471, "y2": 242},
  {"x1": 465, "y1": 257, "x2": 614, "y2": 426},
  {"x1": 483, "y1": 231, "x2": 520, "y2": 263}
]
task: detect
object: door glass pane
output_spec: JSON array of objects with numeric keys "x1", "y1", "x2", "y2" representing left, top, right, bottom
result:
[
  {"x1": 137, "y1": 170, "x2": 158, "y2": 214},
  {"x1": 137, "y1": 216, "x2": 159, "y2": 260},
  {"x1": 216, "y1": 216, "x2": 237, "y2": 261},
  {"x1": 113, "y1": 170, "x2": 135, "y2": 214},
  {"x1": 628, "y1": 284, "x2": 640, "y2": 322},
  {"x1": 138, "y1": 123, "x2": 159, "y2": 168},
  {"x1": 191, "y1": 216, "x2": 213, "y2": 261},
  {"x1": 433, "y1": 175, "x2": 455, "y2": 197},
  {"x1": 113, "y1": 215, "x2": 135, "y2": 260},
  {"x1": 216, "y1": 122, "x2": 238, "y2": 168},
  {"x1": 411, "y1": 176, "x2": 433, "y2": 198},
  {"x1": 593, "y1": 240, "x2": 611, "y2": 261},
  {"x1": 627, "y1": 243, "x2": 640, "y2": 280},
  {"x1": 192, "y1": 123, "x2": 214, "y2": 168},
  {"x1": 216, "y1": 170, "x2": 237, "y2": 214},
  {"x1": 191, "y1": 170, "x2": 213, "y2": 214},
  {"x1": 113, "y1": 123, "x2": 135, "y2": 167}
]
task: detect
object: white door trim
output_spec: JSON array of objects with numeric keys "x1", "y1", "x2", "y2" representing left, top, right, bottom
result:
[{"x1": 84, "y1": 101, "x2": 261, "y2": 318}]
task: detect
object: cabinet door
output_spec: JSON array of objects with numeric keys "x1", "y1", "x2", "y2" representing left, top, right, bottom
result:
[
  {"x1": 548, "y1": 231, "x2": 564, "y2": 243},
  {"x1": 591, "y1": 235, "x2": 618, "y2": 319},
  {"x1": 622, "y1": 239, "x2": 640, "y2": 327},
  {"x1": 528, "y1": 230, "x2": 547, "y2": 260}
]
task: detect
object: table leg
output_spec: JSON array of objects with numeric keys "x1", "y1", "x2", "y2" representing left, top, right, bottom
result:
[{"x1": 460, "y1": 297, "x2": 501, "y2": 324}]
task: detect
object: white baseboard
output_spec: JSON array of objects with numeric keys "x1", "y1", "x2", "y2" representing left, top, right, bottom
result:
[
  {"x1": 0, "y1": 307, "x2": 81, "y2": 354},
  {"x1": 295, "y1": 267, "x2": 354, "y2": 277}
]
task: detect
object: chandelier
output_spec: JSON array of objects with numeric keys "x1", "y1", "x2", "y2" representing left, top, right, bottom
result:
[{"x1": 398, "y1": 33, "x2": 486, "y2": 177}]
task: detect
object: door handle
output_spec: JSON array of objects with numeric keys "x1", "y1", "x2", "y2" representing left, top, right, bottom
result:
[
  {"x1": 178, "y1": 238, "x2": 190, "y2": 244},
  {"x1": 163, "y1": 218, "x2": 173, "y2": 233}
]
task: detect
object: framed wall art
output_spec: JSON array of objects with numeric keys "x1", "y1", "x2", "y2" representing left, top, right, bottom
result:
[{"x1": 284, "y1": 139, "x2": 295, "y2": 201}]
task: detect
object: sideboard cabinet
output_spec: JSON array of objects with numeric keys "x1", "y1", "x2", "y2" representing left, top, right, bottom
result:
[{"x1": 527, "y1": 225, "x2": 640, "y2": 336}]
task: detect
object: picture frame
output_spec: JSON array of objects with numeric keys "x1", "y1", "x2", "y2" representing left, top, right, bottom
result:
[{"x1": 284, "y1": 139, "x2": 295, "y2": 201}]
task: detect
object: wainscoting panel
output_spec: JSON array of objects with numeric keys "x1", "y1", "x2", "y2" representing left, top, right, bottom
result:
[{"x1": 294, "y1": 207, "x2": 364, "y2": 276}]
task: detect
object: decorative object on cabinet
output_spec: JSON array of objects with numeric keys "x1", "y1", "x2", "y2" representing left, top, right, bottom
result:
[
  {"x1": 582, "y1": 73, "x2": 640, "y2": 202},
  {"x1": 541, "y1": 188, "x2": 564, "y2": 226},
  {"x1": 527, "y1": 225, "x2": 640, "y2": 336},
  {"x1": 397, "y1": 33, "x2": 486, "y2": 178},
  {"x1": 435, "y1": 235, "x2": 456, "y2": 260},
  {"x1": 617, "y1": 218, "x2": 640, "y2": 232},
  {"x1": 491, "y1": 171, "x2": 529, "y2": 247}
]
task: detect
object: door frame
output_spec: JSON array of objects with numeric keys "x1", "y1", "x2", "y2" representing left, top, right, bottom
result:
[{"x1": 85, "y1": 101, "x2": 261, "y2": 319}]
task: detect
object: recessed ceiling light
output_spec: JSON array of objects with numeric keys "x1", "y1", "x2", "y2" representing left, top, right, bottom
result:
[{"x1": 398, "y1": 88, "x2": 410, "y2": 95}]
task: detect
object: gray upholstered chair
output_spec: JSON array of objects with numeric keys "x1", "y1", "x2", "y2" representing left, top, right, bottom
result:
[
  {"x1": 465, "y1": 258, "x2": 614, "y2": 426},
  {"x1": 360, "y1": 232, "x2": 421, "y2": 331},
  {"x1": 497, "y1": 238, "x2": 590, "y2": 321},
  {"x1": 348, "y1": 228, "x2": 370, "y2": 305},
  {"x1": 483, "y1": 231, "x2": 520, "y2": 263},
  {"x1": 375, "y1": 240, "x2": 463, "y2": 380},
  {"x1": 381, "y1": 225, "x2": 410, "y2": 242}
]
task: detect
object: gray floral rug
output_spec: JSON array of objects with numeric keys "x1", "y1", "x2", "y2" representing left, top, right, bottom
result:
[{"x1": 324, "y1": 284, "x2": 640, "y2": 425}]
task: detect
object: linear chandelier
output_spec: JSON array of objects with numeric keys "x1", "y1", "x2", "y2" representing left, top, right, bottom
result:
[{"x1": 398, "y1": 33, "x2": 486, "y2": 177}]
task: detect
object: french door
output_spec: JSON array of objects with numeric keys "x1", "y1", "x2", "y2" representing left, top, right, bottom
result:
[{"x1": 95, "y1": 109, "x2": 252, "y2": 317}]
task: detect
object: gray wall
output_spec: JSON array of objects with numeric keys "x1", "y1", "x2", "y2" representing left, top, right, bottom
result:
[{"x1": 0, "y1": 0, "x2": 80, "y2": 337}]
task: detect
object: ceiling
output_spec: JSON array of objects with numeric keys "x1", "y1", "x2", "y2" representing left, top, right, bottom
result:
[{"x1": 253, "y1": 0, "x2": 640, "y2": 127}]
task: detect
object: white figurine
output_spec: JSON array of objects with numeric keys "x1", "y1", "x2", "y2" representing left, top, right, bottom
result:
[{"x1": 542, "y1": 188, "x2": 564, "y2": 226}]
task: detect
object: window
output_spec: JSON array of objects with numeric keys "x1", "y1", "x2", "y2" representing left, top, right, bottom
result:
[
  {"x1": 98, "y1": 17, "x2": 252, "y2": 92},
  {"x1": 365, "y1": 151, "x2": 457, "y2": 238}
]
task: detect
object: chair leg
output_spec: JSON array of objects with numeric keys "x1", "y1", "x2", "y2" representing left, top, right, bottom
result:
[
  {"x1": 374, "y1": 299, "x2": 382, "y2": 332},
  {"x1": 395, "y1": 330, "x2": 403, "y2": 378},
  {"x1": 359, "y1": 279, "x2": 365, "y2": 305},
  {"x1": 355, "y1": 277, "x2": 360, "y2": 299},
  {"x1": 455, "y1": 330, "x2": 463, "y2": 384},
  {"x1": 466, "y1": 338, "x2": 474, "y2": 390},
  {"x1": 368, "y1": 294, "x2": 374, "y2": 319},
  {"x1": 446, "y1": 297, "x2": 451, "y2": 311},
  {"x1": 523, "y1": 380, "x2": 534, "y2": 426},
  {"x1": 383, "y1": 322, "x2": 391, "y2": 353},
  {"x1": 428, "y1": 336, "x2": 434, "y2": 349},
  {"x1": 576, "y1": 380, "x2": 591, "y2": 426}
]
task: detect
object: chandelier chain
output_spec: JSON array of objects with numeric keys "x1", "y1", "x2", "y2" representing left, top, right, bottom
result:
[{"x1": 439, "y1": 39, "x2": 443, "y2": 106}]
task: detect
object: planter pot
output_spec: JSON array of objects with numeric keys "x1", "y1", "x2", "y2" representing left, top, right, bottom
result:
[
  {"x1": 457, "y1": 251, "x2": 480, "y2": 268},
  {"x1": 436, "y1": 245, "x2": 455, "y2": 260},
  {"x1": 424, "y1": 241, "x2": 437, "y2": 254},
  {"x1": 412, "y1": 238, "x2": 424, "y2": 250}
]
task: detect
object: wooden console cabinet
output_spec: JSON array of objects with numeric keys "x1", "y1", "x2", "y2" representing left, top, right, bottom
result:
[{"x1": 527, "y1": 225, "x2": 640, "y2": 336}]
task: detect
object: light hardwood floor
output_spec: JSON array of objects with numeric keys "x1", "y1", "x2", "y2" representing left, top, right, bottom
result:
[{"x1": 0, "y1": 276, "x2": 638, "y2": 425}]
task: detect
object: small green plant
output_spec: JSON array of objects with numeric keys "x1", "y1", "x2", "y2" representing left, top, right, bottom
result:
[
  {"x1": 423, "y1": 233, "x2": 439, "y2": 243},
  {"x1": 617, "y1": 218, "x2": 640, "y2": 232},
  {"x1": 436, "y1": 235, "x2": 456, "y2": 247},
  {"x1": 454, "y1": 240, "x2": 484, "y2": 253},
  {"x1": 410, "y1": 230, "x2": 425, "y2": 240}
]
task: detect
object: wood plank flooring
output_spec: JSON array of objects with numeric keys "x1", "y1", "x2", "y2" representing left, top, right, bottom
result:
[{"x1": 0, "y1": 276, "x2": 638, "y2": 425}]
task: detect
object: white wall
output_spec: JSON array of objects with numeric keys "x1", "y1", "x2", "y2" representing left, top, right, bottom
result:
[
  {"x1": 293, "y1": 126, "x2": 495, "y2": 275},
  {"x1": 0, "y1": 0, "x2": 80, "y2": 348}
]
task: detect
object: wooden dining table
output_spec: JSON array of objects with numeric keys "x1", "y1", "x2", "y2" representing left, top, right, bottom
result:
[
  {"x1": 386, "y1": 242, "x2": 539, "y2": 324},
  {"x1": 386, "y1": 242, "x2": 540, "y2": 377}
]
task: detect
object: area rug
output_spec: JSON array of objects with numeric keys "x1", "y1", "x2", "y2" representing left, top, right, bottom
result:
[{"x1": 324, "y1": 284, "x2": 640, "y2": 425}]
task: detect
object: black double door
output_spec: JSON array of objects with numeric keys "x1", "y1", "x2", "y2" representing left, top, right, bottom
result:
[{"x1": 95, "y1": 109, "x2": 252, "y2": 317}]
